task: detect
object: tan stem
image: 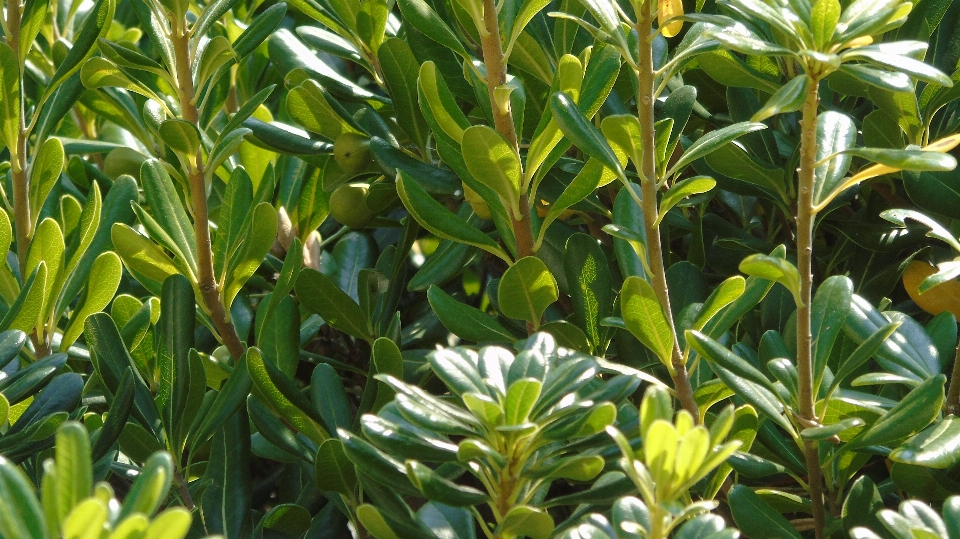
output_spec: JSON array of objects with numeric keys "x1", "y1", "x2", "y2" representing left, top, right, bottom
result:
[
  {"x1": 172, "y1": 28, "x2": 246, "y2": 360},
  {"x1": 797, "y1": 76, "x2": 825, "y2": 539},
  {"x1": 636, "y1": 4, "x2": 698, "y2": 420},
  {"x1": 946, "y1": 340, "x2": 960, "y2": 416},
  {"x1": 7, "y1": 1, "x2": 50, "y2": 358},
  {"x1": 479, "y1": 0, "x2": 536, "y2": 290}
]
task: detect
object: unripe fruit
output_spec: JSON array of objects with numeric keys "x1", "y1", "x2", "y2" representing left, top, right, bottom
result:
[
  {"x1": 334, "y1": 132, "x2": 372, "y2": 175},
  {"x1": 463, "y1": 183, "x2": 491, "y2": 220},
  {"x1": 330, "y1": 183, "x2": 375, "y2": 229}
]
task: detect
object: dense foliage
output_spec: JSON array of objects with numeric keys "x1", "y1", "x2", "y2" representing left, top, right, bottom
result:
[{"x1": 0, "y1": 0, "x2": 959, "y2": 537}]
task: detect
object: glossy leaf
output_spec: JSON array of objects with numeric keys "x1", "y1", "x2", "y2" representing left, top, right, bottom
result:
[
  {"x1": 621, "y1": 276, "x2": 674, "y2": 366},
  {"x1": 498, "y1": 257, "x2": 558, "y2": 328},
  {"x1": 427, "y1": 286, "x2": 515, "y2": 343}
]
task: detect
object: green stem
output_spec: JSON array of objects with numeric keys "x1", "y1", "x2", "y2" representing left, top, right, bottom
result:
[
  {"x1": 636, "y1": 3, "x2": 698, "y2": 420},
  {"x1": 797, "y1": 75, "x2": 825, "y2": 539},
  {"x1": 171, "y1": 26, "x2": 246, "y2": 361}
]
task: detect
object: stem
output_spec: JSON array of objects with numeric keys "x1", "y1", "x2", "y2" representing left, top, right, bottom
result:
[
  {"x1": 6, "y1": 1, "x2": 50, "y2": 358},
  {"x1": 946, "y1": 339, "x2": 960, "y2": 416},
  {"x1": 636, "y1": 4, "x2": 698, "y2": 420},
  {"x1": 174, "y1": 468, "x2": 195, "y2": 510},
  {"x1": 797, "y1": 76, "x2": 825, "y2": 539},
  {"x1": 479, "y1": 0, "x2": 535, "y2": 272},
  {"x1": 171, "y1": 28, "x2": 246, "y2": 360}
]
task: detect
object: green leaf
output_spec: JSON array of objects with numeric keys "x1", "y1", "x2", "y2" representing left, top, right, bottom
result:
[
  {"x1": 222, "y1": 202, "x2": 277, "y2": 313},
  {"x1": 0, "y1": 456, "x2": 49, "y2": 539},
  {"x1": 462, "y1": 125, "x2": 523, "y2": 219},
  {"x1": 29, "y1": 138, "x2": 65, "y2": 231},
  {"x1": 195, "y1": 35, "x2": 236, "y2": 89},
  {"x1": 25, "y1": 218, "x2": 65, "y2": 317},
  {"x1": 842, "y1": 49, "x2": 953, "y2": 86},
  {"x1": 119, "y1": 452, "x2": 173, "y2": 519},
  {"x1": 156, "y1": 275, "x2": 194, "y2": 455},
  {"x1": 396, "y1": 0, "x2": 470, "y2": 59},
  {"x1": 188, "y1": 353, "x2": 251, "y2": 452},
  {"x1": 504, "y1": 0, "x2": 551, "y2": 59},
  {"x1": 811, "y1": 0, "x2": 841, "y2": 47},
  {"x1": 97, "y1": 38, "x2": 165, "y2": 76},
  {"x1": 847, "y1": 374, "x2": 946, "y2": 450},
  {"x1": 247, "y1": 346, "x2": 329, "y2": 445},
  {"x1": 693, "y1": 276, "x2": 746, "y2": 331},
  {"x1": 427, "y1": 286, "x2": 515, "y2": 343},
  {"x1": 158, "y1": 119, "x2": 201, "y2": 157},
  {"x1": 315, "y1": 439, "x2": 357, "y2": 495},
  {"x1": 53, "y1": 422, "x2": 92, "y2": 523},
  {"x1": 551, "y1": 92, "x2": 625, "y2": 180},
  {"x1": 703, "y1": 142, "x2": 788, "y2": 201},
  {"x1": 620, "y1": 276, "x2": 674, "y2": 367},
  {"x1": 752, "y1": 75, "x2": 809, "y2": 122},
  {"x1": 79, "y1": 57, "x2": 157, "y2": 100},
  {"x1": 60, "y1": 252, "x2": 122, "y2": 350},
  {"x1": 845, "y1": 147, "x2": 957, "y2": 172},
  {"x1": 669, "y1": 121, "x2": 768, "y2": 180},
  {"x1": 63, "y1": 498, "x2": 107, "y2": 539},
  {"x1": 233, "y1": 3, "x2": 286, "y2": 58},
  {"x1": 362, "y1": 414, "x2": 458, "y2": 462},
  {"x1": 811, "y1": 276, "x2": 853, "y2": 390},
  {"x1": 417, "y1": 503, "x2": 475, "y2": 539},
  {"x1": 657, "y1": 176, "x2": 716, "y2": 226},
  {"x1": 340, "y1": 429, "x2": 419, "y2": 495},
  {"x1": 0, "y1": 43, "x2": 19, "y2": 153},
  {"x1": 140, "y1": 159, "x2": 198, "y2": 272},
  {"x1": 378, "y1": 38, "x2": 429, "y2": 153},
  {"x1": 845, "y1": 294, "x2": 940, "y2": 380},
  {"x1": 91, "y1": 368, "x2": 135, "y2": 462},
  {"x1": 498, "y1": 505, "x2": 554, "y2": 539},
  {"x1": 801, "y1": 417, "x2": 864, "y2": 440},
  {"x1": 576, "y1": 0, "x2": 620, "y2": 35},
  {"x1": 47, "y1": 0, "x2": 116, "y2": 97},
  {"x1": 889, "y1": 416, "x2": 960, "y2": 469},
  {"x1": 143, "y1": 508, "x2": 191, "y2": 539},
  {"x1": 498, "y1": 256, "x2": 558, "y2": 328},
  {"x1": 0, "y1": 263, "x2": 46, "y2": 334},
  {"x1": 296, "y1": 268, "x2": 372, "y2": 342},
  {"x1": 728, "y1": 484, "x2": 801, "y2": 539},
  {"x1": 564, "y1": 233, "x2": 612, "y2": 351},
  {"x1": 600, "y1": 115, "x2": 643, "y2": 173},
  {"x1": 505, "y1": 379, "x2": 542, "y2": 425},
  {"x1": 311, "y1": 364, "x2": 352, "y2": 435},
  {"x1": 739, "y1": 254, "x2": 802, "y2": 307},
  {"x1": 286, "y1": 80, "x2": 357, "y2": 140},
  {"x1": 85, "y1": 313, "x2": 162, "y2": 435},
  {"x1": 206, "y1": 128, "x2": 250, "y2": 184},
  {"x1": 111, "y1": 224, "x2": 180, "y2": 295},
  {"x1": 396, "y1": 171, "x2": 510, "y2": 262},
  {"x1": 417, "y1": 61, "x2": 470, "y2": 145},
  {"x1": 356, "y1": 505, "x2": 402, "y2": 539},
  {"x1": 406, "y1": 460, "x2": 488, "y2": 507}
]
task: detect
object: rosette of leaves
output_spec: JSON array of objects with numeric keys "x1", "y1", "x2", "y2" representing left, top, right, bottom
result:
[
  {"x1": 0, "y1": 421, "x2": 194, "y2": 539},
  {"x1": 339, "y1": 333, "x2": 642, "y2": 539},
  {"x1": 687, "y1": 274, "x2": 958, "y2": 538},
  {"x1": 557, "y1": 387, "x2": 742, "y2": 539},
  {"x1": 850, "y1": 493, "x2": 960, "y2": 539}
]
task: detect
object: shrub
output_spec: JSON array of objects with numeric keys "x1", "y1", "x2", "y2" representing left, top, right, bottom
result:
[{"x1": 0, "y1": 0, "x2": 958, "y2": 538}]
